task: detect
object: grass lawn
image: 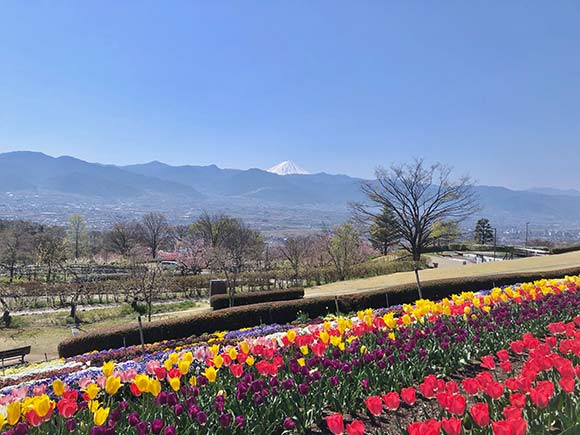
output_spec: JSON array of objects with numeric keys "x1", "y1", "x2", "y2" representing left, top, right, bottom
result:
[
  {"x1": 305, "y1": 250, "x2": 580, "y2": 297},
  {"x1": 0, "y1": 300, "x2": 210, "y2": 362}
]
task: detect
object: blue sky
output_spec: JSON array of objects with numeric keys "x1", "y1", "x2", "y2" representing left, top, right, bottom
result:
[{"x1": 0, "y1": 2, "x2": 579, "y2": 189}]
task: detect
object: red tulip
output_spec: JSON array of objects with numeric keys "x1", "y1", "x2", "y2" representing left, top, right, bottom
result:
[
  {"x1": 447, "y1": 394, "x2": 466, "y2": 416},
  {"x1": 510, "y1": 340, "x2": 525, "y2": 354},
  {"x1": 502, "y1": 405, "x2": 522, "y2": 420},
  {"x1": 484, "y1": 381, "x2": 504, "y2": 400},
  {"x1": 401, "y1": 387, "x2": 416, "y2": 405},
  {"x1": 470, "y1": 402, "x2": 490, "y2": 427},
  {"x1": 475, "y1": 372, "x2": 493, "y2": 388},
  {"x1": 436, "y1": 392, "x2": 450, "y2": 410},
  {"x1": 346, "y1": 420, "x2": 364, "y2": 435},
  {"x1": 500, "y1": 360, "x2": 512, "y2": 373},
  {"x1": 408, "y1": 419, "x2": 441, "y2": 435},
  {"x1": 509, "y1": 417, "x2": 527, "y2": 435},
  {"x1": 559, "y1": 376, "x2": 575, "y2": 394},
  {"x1": 441, "y1": 417, "x2": 462, "y2": 435},
  {"x1": 481, "y1": 355, "x2": 496, "y2": 369},
  {"x1": 364, "y1": 395, "x2": 383, "y2": 416},
  {"x1": 130, "y1": 383, "x2": 142, "y2": 397},
  {"x1": 57, "y1": 399, "x2": 78, "y2": 418},
  {"x1": 154, "y1": 367, "x2": 167, "y2": 380},
  {"x1": 326, "y1": 413, "x2": 344, "y2": 435},
  {"x1": 509, "y1": 393, "x2": 526, "y2": 408},
  {"x1": 229, "y1": 364, "x2": 243, "y2": 378},
  {"x1": 445, "y1": 381, "x2": 459, "y2": 394},
  {"x1": 381, "y1": 392, "x2": 400, "y2": 411},
  {"x1": 491, "y1": 420, "x2": 512, "y2": 435},
  {"x1": 530, "y1": 381, "x2": 554, "y2": 409},
  {"x1": 496, "y1": 349, "x2": 509, "y2": 362},
  {"x1": 462, "y1": 378, "x2": 480, "y2": 395}
]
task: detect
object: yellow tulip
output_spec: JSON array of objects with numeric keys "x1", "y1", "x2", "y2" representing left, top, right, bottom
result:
[
  {"x1": 182, "y1": 351, "x2": 193, "y2": 363},
  {"x1": 93, "y1": 407, "x2": 110, "y2": 426},
  {"x1": 214, "y1": 354, "x2": 224, "y2": 369},
  {"x1": 105, "y1": 376, "x2": 122, "y2": 395},
  {"x1": 102, "y1": 361, "x2": 114, "y2": 377},
  {"x1": 149, "y1": 379, "x2": 161, "y2": 397},
  {"x1": 33, "y1": 395, "x2": 51, "y2": 417},
  {"x1": 204, "y1": 366, "x2": 217, "y2": 383},
  {"x1": 0, "y1": 413, "x2": 5, "y2": 429},
  {"x1": 401, "y1": 314, "x2": 412, "y2": 326},
  {"x1": 169, "y1": 377, "x2": 180, "y2": 392},
  {"x1": 240, "y1": 341, "x2": 250, "y2": 354},
  {"x1": 189, "y1": 376, "x2": 197, "y2": 386},
  {"x1": 169, "y1": 352, "x2": 179, "y2": 365},
  {"x1": 178, "y1": 360, "x2": 190, "y2": 375},
  {"x1": 228, "y1": 347, "x2": 238, "y2": 360},
  {"x1": 319, "y1": 330, "x2": 329, "y2": 344},
  {"x1": 360, "y1": 345, "x2": 367, "y2": 354},
  {"x1": 246, "y1": 355, "x2": 255, "y2": 366},
  {"x1": 286, "y1": 329, "x2": 297, "y2": 343},
  {"x1": 300, "y1": 346, "x2": 309, "y2": 355},
  {"x1": 88, "y1": 400, "x2": 100, "y2": 413},
  {"x1": 297, "y1": 358, "x2": 305, "y2": 367},
  {"x1": 209, "y1": 344, "x2": 220, "y2": 357},
  {"x1": 52, "y1": 379, "x2": 65, "y2": 396},
  {"x1": 7, "y1": 401, "x2": 20, "y2": 426},
  {"x1": 163, "y1": 359, "x2": 173, "y2": 371},
  {"x1": 134, "y1": 374, "x2": 150, "y2": 393},
  {"x1": 85, "y1": 383, "x2": 100, "y2": 400}
]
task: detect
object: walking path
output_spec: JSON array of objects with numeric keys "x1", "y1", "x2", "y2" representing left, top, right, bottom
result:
[{"x1": 305, "y1": 251, "x2": 580, "y2": 297}]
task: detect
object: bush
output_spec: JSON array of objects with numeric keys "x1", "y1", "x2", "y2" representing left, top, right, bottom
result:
[
  {"x1": 58, "y1": 266, "x2": 580, "y2": 358},
  {"x1": 210, "y1": 288, "x2": 304, "y2": 310},
  {"x1": 550, "y1": 244, "x2": 580, "y2": 255}
]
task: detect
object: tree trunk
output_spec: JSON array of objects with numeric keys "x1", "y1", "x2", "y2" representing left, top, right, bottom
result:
[{"x1": 414, "y1": 264, "x2": 423, "y2": 300}]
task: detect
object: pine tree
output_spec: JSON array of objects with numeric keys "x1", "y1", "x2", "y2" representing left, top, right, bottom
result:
[
  {"x1": 368, "y1": 207, "x2": 400, "y2": 255},
  {"x1": 474, "y1": 218, "x2": 494, "y2": 244}
]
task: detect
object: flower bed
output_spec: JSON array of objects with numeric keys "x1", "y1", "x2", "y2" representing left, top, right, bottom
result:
[{"x1": 0, "y1": 276, "x2": 578, "y2": 434}]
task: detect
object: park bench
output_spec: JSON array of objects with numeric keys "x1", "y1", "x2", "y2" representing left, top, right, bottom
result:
[{"x1": 0, "y1": 346, "x2": 31, "y2": 373}]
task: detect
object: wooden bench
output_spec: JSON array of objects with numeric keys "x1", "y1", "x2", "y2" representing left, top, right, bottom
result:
[{"x1": 0, "y1": 346, "x2": 31, "y2": 372}]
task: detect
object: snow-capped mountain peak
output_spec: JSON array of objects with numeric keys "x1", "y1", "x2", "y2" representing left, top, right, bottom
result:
[{"x1": 267, "y1": 161, "x2": 310, "y2": 175}]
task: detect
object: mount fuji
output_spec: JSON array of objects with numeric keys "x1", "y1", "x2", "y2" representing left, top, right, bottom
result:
[{"x1": 267, "y1": 161, "x2": 310, "y2": 175}]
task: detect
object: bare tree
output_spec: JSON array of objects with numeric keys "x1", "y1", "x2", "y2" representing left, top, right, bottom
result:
[
  {"x1": 355, "y1": 159, "x2": 478, "y2": 298},
  {"x1": 34, "y1": 227, "x2": 67, "y2": 283},
  {"x1": 278, "y1": 235, "x2": 311, "y2": 281},
  {"x1": 67, "y1": 214, "x2": 88, "y2": 260},
  {"x1": 139, "y1": 213, "x2": 170, "y2": 259},
  {"x1": 191, "y1": 211, "x2": 237, "y2": 248},
  {"x1": 0, "y1": 223, "x2": 33, "y2": 282},
  {"x1": 325, "y1": 223, "x2": 364, "y2": 281},
  {"x1": 106, "y1": 221, "x2": 138, "y2": 256}
]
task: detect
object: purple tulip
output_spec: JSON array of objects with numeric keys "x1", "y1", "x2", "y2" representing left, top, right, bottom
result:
[
  {"x1": 196, "y1": 411, "x2": 208, "y2": 426},
  {"x1": 127, "y1": 412, "x2": 140, "y2": 427},
  {"x1": 297, "y1": 383, "x2": 309, "y2": 394},
  {"x1": 283, "y1": 417, "x2": 296, "y2": 430},
  {"x1": 235, "y1": 415, "x2": 246, "y2": 428},
  {"x1": 219, "y1": 413, "x2": 232, "y2": 428},
  {"x1": 65, "y1": 419, "x2": 77, "y2": 431},
  {"x1": 151, "y1": 418, "x2": 164, "y2": 435},
  {"x1": 164, "y1": 426, "x2": 177, "y2": 435}
]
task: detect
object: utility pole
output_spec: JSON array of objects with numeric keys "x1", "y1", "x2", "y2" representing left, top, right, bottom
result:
[
  {"x1": 493, "y1": 227, "x2": 497, "y2": 261},
  {"x1": 525, "y1": 222, "x2": 530, "y2": 247}
]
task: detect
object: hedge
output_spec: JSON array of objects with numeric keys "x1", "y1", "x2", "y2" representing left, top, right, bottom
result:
[
  {"x1": 57, "y1": 265, "x2": 580, "y2": 358},
  {"x1": 550, "y1": 244, "x2": 580, "y2": 255},
  {"x1": 210, "y1": 288, "x2": 304, "y2": 310}
]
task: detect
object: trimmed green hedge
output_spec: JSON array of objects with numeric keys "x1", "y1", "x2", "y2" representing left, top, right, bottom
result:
[
  {"x1": 210, "y1": 288, "x2": 304, "y2": 310},
  {"x1": 550, "y1": 244, "x2": 580, "y2": 255},
  {"x1": 57, "y1": 266, "x2": 580, "y2": 358}
]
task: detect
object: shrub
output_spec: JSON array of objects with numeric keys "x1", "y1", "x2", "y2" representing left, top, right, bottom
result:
[
  {"x1": 58, "y1": 265, "x2": 580, "y2": 358},
  {"x1": 210, "y1": 288, "x2": 304, "y2": 310},
  {"x1": 550, "y1": 244, "x2": 580, "y2": 255}
]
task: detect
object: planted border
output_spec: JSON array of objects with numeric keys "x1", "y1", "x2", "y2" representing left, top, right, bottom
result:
[
  {"x1": 58, "y1": 266, "x2": 580, "y2": 358},
  {"x1": 210, "y1": 288, "x2": 304, "y2": 310}
]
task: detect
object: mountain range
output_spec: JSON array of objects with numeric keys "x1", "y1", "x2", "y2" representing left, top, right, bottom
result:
[{"x1": 0, "y1": 151, "x2": 579, "y2": 231}]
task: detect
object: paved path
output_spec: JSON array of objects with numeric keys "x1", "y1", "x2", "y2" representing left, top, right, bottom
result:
[{"x1": 305, "y1": 251, "x2": 580, "y2": 298}]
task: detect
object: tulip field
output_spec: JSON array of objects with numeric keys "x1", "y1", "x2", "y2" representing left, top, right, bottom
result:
[{"x1": 0, "y1": 276, "x2": 579, "y2": 434}]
